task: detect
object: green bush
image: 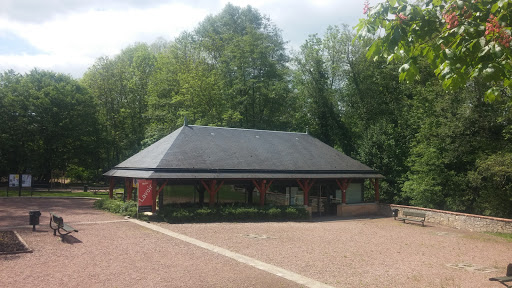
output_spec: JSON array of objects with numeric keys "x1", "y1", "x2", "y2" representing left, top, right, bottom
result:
[
  {"x1": 157, "y1": 203, "x2": 309, "y2": 223},
  {"x1": 95, "y1": 199, "x2": 309, "y2": 223},
  {"x1": 94, "y1": 199, "x2": 138, "y2": 218}
]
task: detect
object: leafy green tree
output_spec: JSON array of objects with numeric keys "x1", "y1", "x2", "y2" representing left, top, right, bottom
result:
[
  {"x1": 0, "y1": 70, "x2": 32, "y2": 178},
  {"x1": 0, "y1": 69, "x2": 100, "y2": 182},
  {"x1": 194, "y1": 4, "x2": 291, "y2": 130},
  {"x1": 145, "y1": 32, "x2": 226, "y2": 144},
  {"x1": 146, "y1": 4, "x2": 292, "y2": 145},
  {"x1": 293, "y1": 33, "x2": 343, "y2": 147},
  {"x1": 470, "y1": 152, "x2": 512, "y2": 218},
  {"x1": 356, "y1": 0, "x2": 512, "y2": 101},
  {"x1": 83, "y1": 43, "x2": 156, "y2": 165},
  {"x1": 403, "y1": 77, "x2": 509, "y2": 213}
]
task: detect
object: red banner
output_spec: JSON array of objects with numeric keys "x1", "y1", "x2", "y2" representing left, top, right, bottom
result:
[{"x1": 138, "y1": 179, "x2": 153, "y2": 212}]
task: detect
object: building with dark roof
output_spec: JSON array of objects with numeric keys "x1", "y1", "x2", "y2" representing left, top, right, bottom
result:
[{"x1": 105, "y1": 124, "x2": 384, "y2": 216}]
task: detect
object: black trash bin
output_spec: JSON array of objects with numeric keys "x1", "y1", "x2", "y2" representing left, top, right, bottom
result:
[
  {"x1": 84, "y1": 185, "x2": 88, "y2": 192},
  {"x1": 392, "y1": 208, "x2": 399, "y2": 220},
  {"x1": 29, "y1": 210, "x2": 41, "y2": 231}
]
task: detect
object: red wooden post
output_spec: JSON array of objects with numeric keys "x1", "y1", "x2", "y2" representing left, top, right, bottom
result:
[
  {"x1": 296, "y1": 179, "x2": 315, "y2": 206},
  {"x1": 125, "y1": 178, "x2": 133, "y2": 201},
  {"x1": 201, "y1": 180, "x2": 224, "y2": 207},
  {"x1": 374, "y1": 179, "x2": 380, "y2": 203},
  {"x1": 154, "y1": 179, "x2": 168, "y2": 211},
  {"x1": 108, "y1": 177, "x2": 115, "y2": 199},
  {"x1": 335, "y1": 179, "x2": 352, "y2": 204},
  {"x1": 152, "y1": 179, "x2": 158, "y2": 213},
  {"x1": 252, "y1": 180, "x2": 273, "y2": 207},
  {"x1": 208, "y1": 180, "x2": 216, "y2": 207}
]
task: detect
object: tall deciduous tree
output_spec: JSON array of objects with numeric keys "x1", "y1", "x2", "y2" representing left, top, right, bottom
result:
[
  {"x1": 82, "y1": 43, "x2": 156, "y2": 166},
  {"x1": 145, "y1": 32, "x2": 225, "y2": 144},
  {"x1": 293, "y1": 33, "x2": 343, "y2": 147},
  {"x1": 194, "y1": 4, "x2": 291, "y2": 130},
  {"x1": 0, "y1": 69, "x2": 100, "y2": 182},
  {"x1": 356, "y1": 0, "x2": 512, "y2": 101}
]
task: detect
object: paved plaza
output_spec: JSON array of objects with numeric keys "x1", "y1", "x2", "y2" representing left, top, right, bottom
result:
[{"x1": 0, "y1": 198, "x2": 510, "y2": 287}]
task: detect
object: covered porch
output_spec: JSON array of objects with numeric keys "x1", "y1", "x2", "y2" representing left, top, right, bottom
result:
[{"x1": 105, "y1": 124, "x2": 384, "y2": 217}]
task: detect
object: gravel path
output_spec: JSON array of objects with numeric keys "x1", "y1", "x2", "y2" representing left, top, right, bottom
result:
[{"x1": 1, "y1": 198, "x2": 510, "y2": 287}]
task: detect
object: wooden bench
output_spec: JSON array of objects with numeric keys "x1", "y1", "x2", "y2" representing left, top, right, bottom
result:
[
  {"x1": 397, "y1": 210, "x2": 426, "y2": 226},
  {"x1": 49, "y1": 213, "x2": 78, "y2": 236},
  {"x1": 490, "y1": 263, "x2": 512, "y2": 288}
]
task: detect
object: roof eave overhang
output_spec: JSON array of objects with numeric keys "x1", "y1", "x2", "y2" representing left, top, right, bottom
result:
[{"x1": 104, "y1": 168, "x2": 385, "y2": 179}]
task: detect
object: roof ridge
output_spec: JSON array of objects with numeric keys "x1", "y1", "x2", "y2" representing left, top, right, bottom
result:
[{"x1": 187, "y1": 125, "x2": 309, "y2": 135}]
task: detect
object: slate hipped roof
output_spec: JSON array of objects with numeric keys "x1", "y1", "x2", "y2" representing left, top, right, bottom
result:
[{"x1": 104, "y1": 125, "x2": 383, "y2": 179}]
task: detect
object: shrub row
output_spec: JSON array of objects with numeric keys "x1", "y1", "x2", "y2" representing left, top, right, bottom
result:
[
  {"x1": 158, "y1": 203, "x2": 309, "y2": 223},
  {"x1": 94, "y1": 198, "x2": 138, "y2": 218}
]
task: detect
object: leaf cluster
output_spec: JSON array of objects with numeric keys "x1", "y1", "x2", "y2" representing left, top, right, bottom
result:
[{"x1": 356, "y1": 0, "x2": 512, "y2": 101}]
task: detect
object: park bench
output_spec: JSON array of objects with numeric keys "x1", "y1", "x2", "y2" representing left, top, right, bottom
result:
[
  {"x1": 490, "y1": 263, "x2": 512, "y2": 288},
  {"x1": 397, "y1": 210, "x2": 426, "y2": 226},
  {"x1": 49, "y1": 213, "x2": 78, "y2": 236}
]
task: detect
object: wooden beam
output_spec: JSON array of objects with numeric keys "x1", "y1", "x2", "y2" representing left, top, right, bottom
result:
[
  {"x1": 125, "y1": 178, "x2": 133, "y2": 201},
  {"x1": 252, "y1": 179, "x2": 274, "y2": 207},
  {"x1": 156, "y1": 180, "x2": 168, "y2": 211},
  {"x1": 108, "y1": 177, "x2": 115, "y2": 199},
  {"x1": 201, "y1": 180, "x2": 225, "y2": 207},
  {"x1": 152, "y1": 180, "x2": 158, "y2": 213},
  {"x1": 335, "y1": 179, "x2": 352, "y2": 204},
  {"x1": 296, "y1": 179, "x2": 315, "y2": 206},
  {"x1": 156, "y1": 179, "x2": 169, "y2": 195},
  {"x1": 373, "y1": 179, "x2": 380, "y2": 202}
]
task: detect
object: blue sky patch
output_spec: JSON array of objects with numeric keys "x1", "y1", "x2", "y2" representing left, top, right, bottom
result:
[{"x1": 0, "y1": 32, "x2": 42, "y2": 55}]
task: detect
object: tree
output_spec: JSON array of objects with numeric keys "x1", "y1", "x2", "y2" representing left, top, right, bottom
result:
[
  {"x1": 194, "y1": 4, "x2": 291, "y2": 130},
  {"x1": 403, "y1": 76, "x2": 509, "y2": 213},
  {"x1": 82, "y1": 43, "x2": 156, "y2": 166},
  {"x1": 0, "y1": 69, "x2": 100, "y2": 182},
  {"x1": 0, "y1": 70, "x2": 32, "y2": 178},
  {"x1": 293, "y1": 33, "x2": 344, "y2": 147},
  {"x1": 470, "y1": 152, "x2": 512, "y2": 218},
  {"x1": 339, "y1": 40, "x2": 418, "y2": 204},
  {"x1": 356, "y1": 0, "x2": 512, "y2": 101},
  {"x1": 145, "y1": 32, "x2": 226, "y2": 144}
]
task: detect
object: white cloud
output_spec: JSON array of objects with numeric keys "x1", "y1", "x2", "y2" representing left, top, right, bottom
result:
[
  {"x1": 0, "y1": 0, "x2": 369, "y2": 78},
  {"x1": 0, "y1": 2, "x2": 210, "y2": 77}
]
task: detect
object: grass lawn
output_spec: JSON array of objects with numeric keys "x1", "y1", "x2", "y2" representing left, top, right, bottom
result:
[
  {"x1": 0, "y1": 189, "x2": 110, "y2": 199},
  {"x1": 486, "y1": 232, "x2": 512, "y2": 242}
]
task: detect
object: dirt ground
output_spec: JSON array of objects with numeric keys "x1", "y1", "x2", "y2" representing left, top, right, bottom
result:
[{"x1": 0, "y1": 197, "x2": 510, "y2": 288}]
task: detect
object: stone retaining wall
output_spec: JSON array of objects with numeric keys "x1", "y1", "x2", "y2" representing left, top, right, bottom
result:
[
  {"x1": 337, "y1": 203, "x2": 380, "y2": 217},
  {"x1": 379, "y1": 204, "x2": 512, "y2": 233}
]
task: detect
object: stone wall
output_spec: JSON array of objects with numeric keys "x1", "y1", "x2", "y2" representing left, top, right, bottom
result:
[
  {"x1": 337, "y1": 203, "x2": 380, "y2": 217},
  {"x1": 379, "y1": 204, "x2": 512, "y2": 233}
]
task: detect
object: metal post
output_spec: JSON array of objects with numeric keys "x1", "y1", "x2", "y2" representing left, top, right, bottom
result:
[{"x1": 18, "y1": 173, "x2": 22, "y2": 197}]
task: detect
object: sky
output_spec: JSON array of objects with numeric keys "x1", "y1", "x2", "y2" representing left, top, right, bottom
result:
[{"x1": 0, "y1": 0, "x2": 367, "y2": 78}]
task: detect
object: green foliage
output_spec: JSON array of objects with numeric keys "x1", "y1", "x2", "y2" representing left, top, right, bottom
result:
[
  {"x1": 2, "y1": 3, "x2": 512, "y2": 220},
  {"x1": 403, "y1": 79, "x2": 510, "y2": 213},
  {"x1": 157, "y1": 203, "x2": 308, "y2": 223},
  {"x1": 485, "y1": 232, "x2": 512, "y2": 242},
  {"x1": 292, "y1": 31, "x2": 344, "y2": 147},
  {"x1": 82, "y1": 43, "x2": 156, "y2": 166},
  {"x1": 145, "y1": 4, "x2": 292, "y2": 144},
  {"x1": 470, "y1": 152, "x2": 512, "y2": 218},
  {"x1": 356, "y1": 0, "x2": 512, "y2": 101},
  {"x1": 338, "y1": 35, "x2": 421, "y2": 203},
  {"x1": 94, "y1": 199, "x2": 138, "y2": 218},
  {"x1": 0, "y1": 69, "x2": 101, "y2": 181}
]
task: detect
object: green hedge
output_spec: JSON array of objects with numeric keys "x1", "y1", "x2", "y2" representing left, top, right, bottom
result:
[
  {"x1": 158, "y1": 203, "x2": 309, "y2": 223},
  {"x1": 94, "y1": 199, "x2": 138, "y2": 218}
]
